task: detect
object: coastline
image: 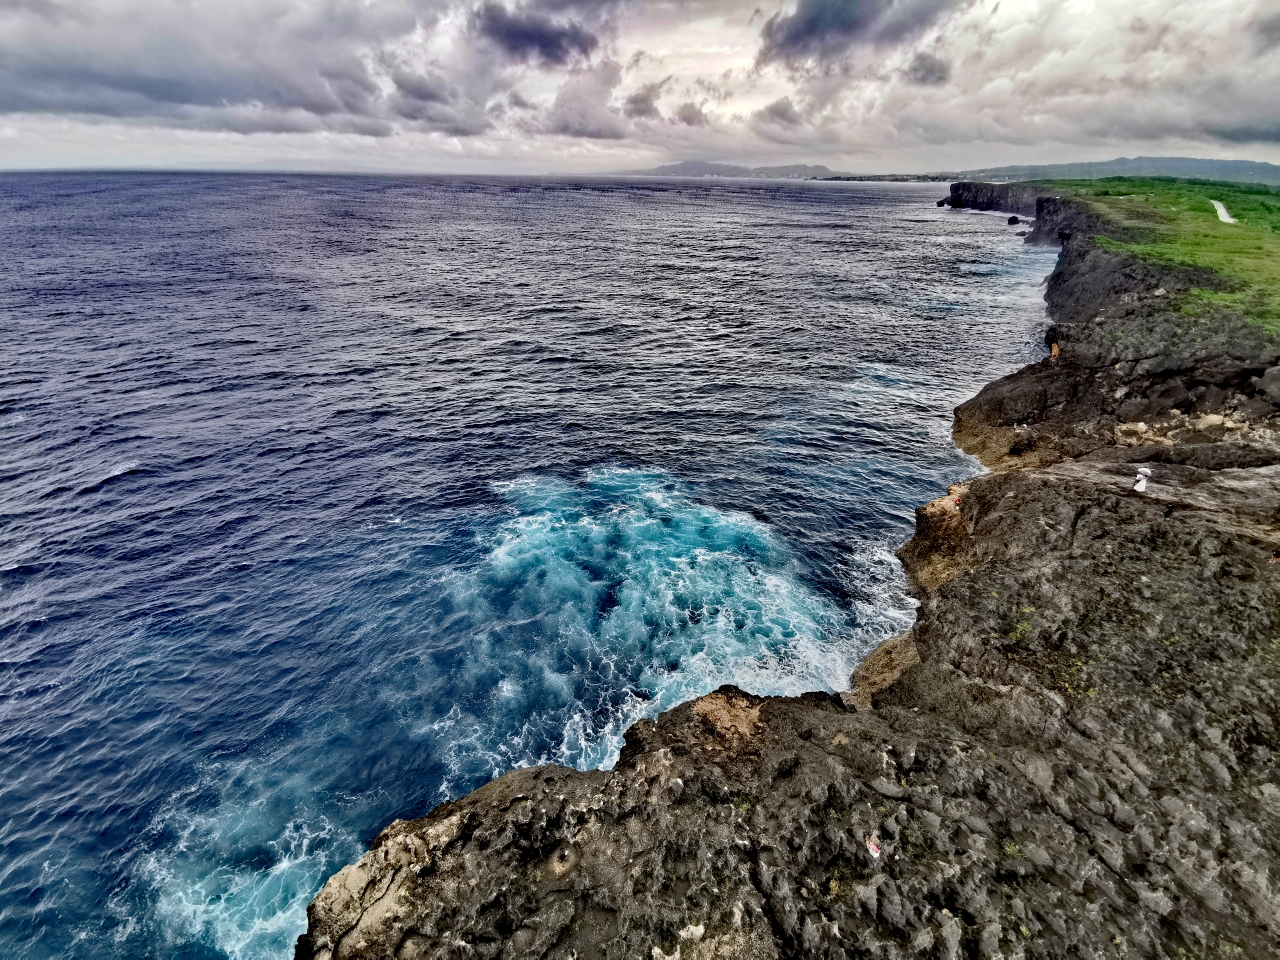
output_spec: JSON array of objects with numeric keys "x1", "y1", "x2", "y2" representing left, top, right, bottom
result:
[{"x1": 296, "y1": 185, "x2": 1280, "y2": 960}]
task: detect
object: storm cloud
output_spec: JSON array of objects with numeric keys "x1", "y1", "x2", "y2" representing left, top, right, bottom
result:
[
  {"x1": 906, "y1": 51, "x2": 950, "y2": 84},
  {"x1": 759, "y1": 0, "x2": 958, "y2": 65},
  {"x1": 472, "y1": 3, "x2": 599, "y2": 65},
  {"x1": 622, "y1": 78, "x2": 669, "y2": 119},
  {"x1": 0, "y1": 0, "x2": 1277, "y2": 173},
  {"x1": 754, "y1": 96, "x2": 805, "y2": 127},
  {"x1": 1255, "y1": 13, "x2": 1280, "y2": 51},
  {"x1": 0, "y1": 0, "x2": 460, "y2": 133},
  {"x1": 674, "y1": 101, "x2": 708, "y2": 126}
]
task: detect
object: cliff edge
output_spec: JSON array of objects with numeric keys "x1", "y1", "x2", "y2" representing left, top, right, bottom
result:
[{"x1": 297, "y1": 184, "x2": 1280, "y2": 960}]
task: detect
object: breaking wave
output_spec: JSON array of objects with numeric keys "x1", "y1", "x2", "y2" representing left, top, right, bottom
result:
[{"x1": 417, "y1": 469, "x2": 883, "y2": 782}]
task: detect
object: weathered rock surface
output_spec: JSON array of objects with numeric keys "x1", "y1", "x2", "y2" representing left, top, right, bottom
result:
[
  {"x1": 298, "y1": 184, "x2": 1280, "y2": 960},
  {"x1": 952, "y1": 186, "x2": 1279, "y2": 472},
  {"x1": 946, "y1": 182, "x2": 1043, "y2": 218}
]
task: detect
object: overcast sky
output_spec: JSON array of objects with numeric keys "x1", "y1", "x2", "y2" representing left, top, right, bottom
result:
[{"x1": 1, "y1": 0, "x2": 1278, "y2": 173}]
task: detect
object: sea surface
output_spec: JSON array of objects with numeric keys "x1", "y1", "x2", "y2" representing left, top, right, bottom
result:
[{"x1": 0, "y1": 174, "x2": 1056, "y2": 959}]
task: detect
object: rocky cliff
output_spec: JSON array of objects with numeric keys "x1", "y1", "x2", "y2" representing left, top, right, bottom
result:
[{"x1": 297, "y1": 184, "x2": 1280, "y2": 960}]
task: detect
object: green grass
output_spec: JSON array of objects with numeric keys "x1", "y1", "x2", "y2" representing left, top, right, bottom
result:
[{"x1": 1022, "y1": 177, "x2": 1280, "y2": 333}]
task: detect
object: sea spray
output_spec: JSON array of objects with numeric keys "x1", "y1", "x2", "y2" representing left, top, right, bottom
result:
[
  {"x1": 138, "y1": 761, "x2": 362, "y2": 960},
  {"x1": 417, "y1": 469, "x2": 876, "y2": 781}
]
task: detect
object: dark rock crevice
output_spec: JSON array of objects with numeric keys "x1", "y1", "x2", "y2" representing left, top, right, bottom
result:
[{"x1": 297, "y1": 184, "x2": 1280, "y2": 960}]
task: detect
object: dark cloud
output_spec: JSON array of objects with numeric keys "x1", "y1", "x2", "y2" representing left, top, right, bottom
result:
[
  {"x1": 0, "y1": 0, "x2": 525, "y2": 138},
  {"x1": 749, "y1": 95, "x2": 828, "y2": 146},
  {"x1": 0, "y1": 0, "x2": 66, "y2": 19},
  {"x1": 392, "y1": 97, "x2": 490, "y2": 135},
  {"x1": 387, "y1": 69, "x2": 490, "y2": 135},
  {"x1": 623, "y1": 77, "x2": 668, "y2": 119},
  {"x1": 906, "y1": 51, "x2": 948, "y2": 84},
  {"x1": 1255, "y1": 13, "x2": 1280, "y2": 52},
  {"x1": 472, "y1": 2, "x2": 598, "y2": 65},
  {"x1": 0, "y1": 48, "x2": 492, "y2": 138},
  {"x1": 1205, "y1": 120, "x2": 1280, "y2": 144},
  {"x1": 0, "y1": 0, "x2": 1275, "y2": 164},
  {"x1": 0, "y1": 60, "x2": 311, "y2": 116},
  {"x1": 754, "y1": 96, "x2": 804, "y2": 126},
  {"x1": 392, "y1": 70, "x2": 452, "y2": 105},
  {"x1": 674, "y1": 101, "x2": 707, "y2": 126},
  {"x1": 759, "y1": 0, "x2": 957, "y2": 65}
]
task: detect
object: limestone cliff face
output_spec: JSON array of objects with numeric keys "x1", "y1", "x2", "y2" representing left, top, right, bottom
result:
[
  {"x1": 944, "y1": 182, "x2": 1043, "y2": 219},
  {"x1": 949, "y1": 183, "x2": 1279, "y2": 471},
  {"x1": 297, "y1": 186, "x2": 1280, "y2": 960}
]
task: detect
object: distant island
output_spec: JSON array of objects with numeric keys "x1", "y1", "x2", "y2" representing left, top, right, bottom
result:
[
  {"x1": 616, "y1": 159, "x2": 947, "y2": 181},
  {"x1": 619, "y1": 155, "x2": 1280, "y2": 187}
]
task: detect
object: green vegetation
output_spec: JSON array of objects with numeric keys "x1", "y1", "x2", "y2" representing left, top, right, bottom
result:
[{"x1": 1027, "y1": 177, "x2": 1280, "y2": 332}]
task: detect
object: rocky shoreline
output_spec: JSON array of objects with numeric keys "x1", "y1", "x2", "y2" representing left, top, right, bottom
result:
[{"x1": 296, "y1": 184, "x2": 1280, "y2": 960}]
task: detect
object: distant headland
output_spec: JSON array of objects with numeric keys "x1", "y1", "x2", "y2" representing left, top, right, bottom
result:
[{"x1": 618, "y1": 155, "x2": 1280, "y2": 187}]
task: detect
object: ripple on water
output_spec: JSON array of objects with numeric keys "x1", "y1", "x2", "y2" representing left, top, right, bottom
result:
[{"x1": 0, "y1": 174, "x2": 1057, "y2": 959}]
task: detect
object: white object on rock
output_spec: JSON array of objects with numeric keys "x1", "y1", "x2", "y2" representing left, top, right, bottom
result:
[
  {"x1": 678, "y1": 923, "x2": 705, "y2": 942},
  {"x1": 1134, "y1": 467, "x2": 1152, "y2": 492}
]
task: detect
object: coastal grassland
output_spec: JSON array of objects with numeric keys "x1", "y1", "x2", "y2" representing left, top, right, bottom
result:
[{"x1": 1032, "y1": 177, "x2": 1280, "y2": 333}]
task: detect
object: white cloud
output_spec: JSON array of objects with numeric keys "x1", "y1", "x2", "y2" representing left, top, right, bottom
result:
[{"x1": 1, "y1": 0, "x2": 1278, "y2": 171}]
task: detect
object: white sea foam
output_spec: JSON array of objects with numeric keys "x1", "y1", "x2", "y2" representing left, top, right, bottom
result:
[
  {"x1": 138, "y1": 768, "x2": 360, "y2": 960},
  {"x1": 414, "y1": 468, "x2": 897, "y2": 779}
]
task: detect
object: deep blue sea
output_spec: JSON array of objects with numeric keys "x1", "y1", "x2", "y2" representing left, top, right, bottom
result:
[{"x1": 0, "y1": 174, "x2": 1056, "y2": 959}]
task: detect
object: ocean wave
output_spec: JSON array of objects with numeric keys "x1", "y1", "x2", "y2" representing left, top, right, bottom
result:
[
  {"x1": 413, "y1": 468, "x2": 882, "y2": 780},
  {"x1": 136, "y1": 767, "x2": 360, "y2": 960}
]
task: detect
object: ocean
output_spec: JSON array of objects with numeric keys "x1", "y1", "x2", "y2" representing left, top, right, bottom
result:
[{"x1": 0, "y1": 173, "x2": 1056, "y2": 958}]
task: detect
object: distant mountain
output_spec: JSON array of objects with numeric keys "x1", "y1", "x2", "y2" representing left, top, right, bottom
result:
[
  {"x1": 957, "y1": 156, "x2": 1280, "y2": 186},
  {"x1": 619, "y1": 156, "x2": 1280, "y2": 187},
  {"x1": 619, "y1": 160, "x2": 846, "y2": 179}
]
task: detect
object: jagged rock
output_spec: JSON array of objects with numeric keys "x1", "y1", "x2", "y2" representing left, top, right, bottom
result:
[
  {"x1": 1258, "y1": 366, "x2": 1280, "y2": 403},
  {"x1": 895, "y1": 486, "x2": 976, "y2": 592},
  {"x1": 847, "y1": 633, "x2": 921, "y2": 712}
]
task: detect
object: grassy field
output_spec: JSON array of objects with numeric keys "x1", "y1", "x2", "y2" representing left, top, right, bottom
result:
[{"x1": 1025, "y1": 177, "x2": 1280, "y2": 333}]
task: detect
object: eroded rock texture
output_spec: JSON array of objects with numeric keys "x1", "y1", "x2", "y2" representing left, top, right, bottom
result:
[{"x1": 298, "y1": 186, "x2": 1280, "y2": 960}]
